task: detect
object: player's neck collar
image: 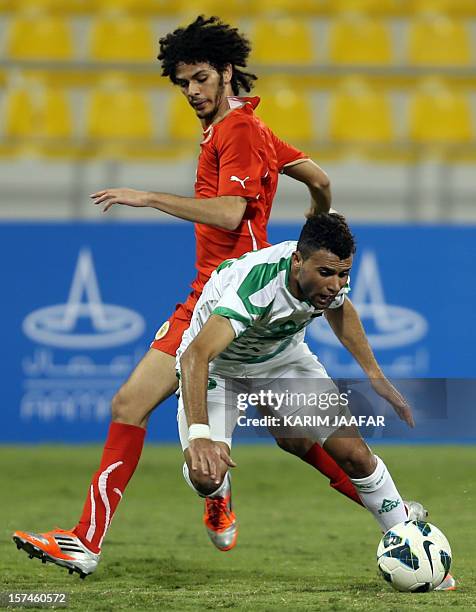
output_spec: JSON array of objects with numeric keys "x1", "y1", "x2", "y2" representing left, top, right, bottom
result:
[
  {"x1": 202, "y1": 96, "x2": 260, "y2": 132},
  {"x1": 227, "y1": 96, "x2": 246, "y2": 109}
]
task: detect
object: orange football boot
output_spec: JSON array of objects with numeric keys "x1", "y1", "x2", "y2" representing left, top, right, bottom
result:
[
  {"x1": 203, "y1": 489, "x2": 238, "y2": 551},
  {"x1": 13, "y1": 528, "x2": 99, "y2": 578},
  {"x1": 435, "y1": 573, "x2": 456, "y2": 591}
]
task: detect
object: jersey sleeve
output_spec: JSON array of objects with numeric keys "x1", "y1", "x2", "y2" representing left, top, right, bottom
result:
[
  {"x1": 212, "y1": 287, "x2": 253, "y2": 337},
  {"x1": 270, "y1": 131, "x2": 308, "y2": 173},
  {"x1": 215, "y1": 119, "x2": 264, "y2": 201}
]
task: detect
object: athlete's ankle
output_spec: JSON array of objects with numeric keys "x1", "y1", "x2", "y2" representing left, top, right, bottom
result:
[{"x1": 72, "y1": 528, "x2": 100, "y2": 554}]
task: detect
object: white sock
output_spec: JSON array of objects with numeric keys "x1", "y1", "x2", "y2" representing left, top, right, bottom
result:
[
  {"x1": 350, "y1": 455, "x2": 407, "y2": 531},
  {"x1": 208, "y1": 473, "x2": 230, "y2": 498},
  {"x1": 182, "y1": 463, "x2": 230, "y2": 498}
]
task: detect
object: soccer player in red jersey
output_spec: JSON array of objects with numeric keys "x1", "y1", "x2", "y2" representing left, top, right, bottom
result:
[{"x1": 13, "y1": 16, "x2": 380, "y2": 578}]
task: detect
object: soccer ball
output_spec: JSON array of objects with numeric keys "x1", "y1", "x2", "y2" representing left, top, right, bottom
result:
[{"x1": 377, "y1": 520, "x2": 452, "y2": 592}]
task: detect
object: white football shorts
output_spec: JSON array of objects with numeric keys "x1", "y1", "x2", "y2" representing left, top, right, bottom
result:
[{"x1": 177, "y1": 342, "x2": 352, "y2": 450}]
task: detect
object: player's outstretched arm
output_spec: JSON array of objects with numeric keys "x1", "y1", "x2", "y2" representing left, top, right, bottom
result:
[
  {"x1": 91, "y1": 188, "x2": 246, "y2": 231},
  {"x1": 180, "y1": 315, "x2": 237, "y2": 482},
  {"x1": 282, "y1": 159, "x2": 331, "y2": 215},
  {"x1": 325, "y1": 298, "x2": 415, "y2": 427}
]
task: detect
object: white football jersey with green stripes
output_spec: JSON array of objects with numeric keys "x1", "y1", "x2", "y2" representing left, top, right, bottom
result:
[{"x1": 176, "y1": 241, "x2": 350, "y2": 370}]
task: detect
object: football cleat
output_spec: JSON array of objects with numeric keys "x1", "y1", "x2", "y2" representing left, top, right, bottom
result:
[
  {"x1": 435, "y1": 573, "x2": 456, "y2": 591},
  {"x1": 203, "y1": 490, "x2": 238, "y2": 552},
  {"x1": 404, "y1": 500, "x2": 428, "y2": 522},
  {"x1": 12, "y1": 528, "x2": 99, "y2": 578}
]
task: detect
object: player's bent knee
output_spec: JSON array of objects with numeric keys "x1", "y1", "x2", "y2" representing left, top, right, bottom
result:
[
  {"x1": 340, "y1": 445, "x2": 375, "y2": 479},
  {"x1": 111, "y1": 387, "x2": 141, "y2": 425},
  {"x1": 274, "y1": 437, "x2": 313, "y2": 457}
]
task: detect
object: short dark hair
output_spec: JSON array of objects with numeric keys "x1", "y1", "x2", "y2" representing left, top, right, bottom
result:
[
  {"x1": 297, "y1": 213, "x2": 356, "y2": 260},
  {"x1": 158, "y1": 15, "x2": 257, "y2": 95}
]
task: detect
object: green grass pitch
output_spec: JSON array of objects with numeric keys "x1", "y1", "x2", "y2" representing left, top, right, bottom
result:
[{"x1": 1, "y1": 444, "x2": 475, "y2": 610}]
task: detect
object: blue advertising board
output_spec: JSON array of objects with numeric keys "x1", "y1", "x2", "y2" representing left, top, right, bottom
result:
[{"x1": 1, "y1": 222, "x2": 475, "y2": 443}]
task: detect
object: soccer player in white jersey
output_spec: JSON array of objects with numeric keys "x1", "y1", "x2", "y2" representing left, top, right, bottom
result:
[{"x1": 175, "y1": 213, "x2": 454, "y2": 591}]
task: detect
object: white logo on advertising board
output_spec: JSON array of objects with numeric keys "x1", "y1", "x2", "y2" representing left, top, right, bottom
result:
[
  {"x1": 22, "y1": 248, "x2": 145, "y2": 349},
  {"x1": 311, "y1": 251, "x2": 428, "y2": 349}
]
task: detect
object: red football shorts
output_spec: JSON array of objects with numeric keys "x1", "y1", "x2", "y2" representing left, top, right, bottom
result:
[{"x1": 150, "y1": 290, "x2": 200, "y2": 356}]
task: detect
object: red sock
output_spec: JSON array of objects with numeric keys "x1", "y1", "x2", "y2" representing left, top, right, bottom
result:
[
  {"x1": 73, "y1": 422, "x2": 146, "y2": 553},
  {"x1": 302, "y1": 443, "x2": 364, "y2": 506}
]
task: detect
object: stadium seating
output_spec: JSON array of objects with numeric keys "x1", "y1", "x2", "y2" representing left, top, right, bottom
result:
[
  {"x1": 6, "y1": 15, "x2": 74, "y2": 60},
  {"x1": 10, "y1": 0, "x2": 96, "y2": 13},
  {"x1": 407, "y1": 16, "x2": 471, "y2": 66},
  {"x1": 256, "y1": 86, "x2": 314, "y2": 142},
  {"x1": 94, "y1": 0, "x2": 174, "y2": 14},
  {"x1": 173, "y1": 0, "x2": 255, "y2": 17},
  {"x1": 328, "y1": 16, "x2": 393, "y2": 65},
  {"x1": 410, "y1": 0, "x2": 476, "y2": 17},
  {"x1": 4, "y1": 89, "x2": 33, "y2": 139},
  {"x1": 1, "y1": 9, "x2": 475, "y2": 163},
  {"x1": 37, "y1": 89, "x2": 73, "y2": 139},
  {"x1": 251, "y1": 18, "x2": 314, "y2": 64},
  {"x1": 331, "y1": 0, "x2": 400, "y2": 15},
  {"x1": 86, "y1": 87, "x2": 153, "y2": 139},
  {"x1": 5, "y1": 87, "x2": 72, "y2": 140},
  {"x1": 329, "y1": 80, "x2": 393, "y2": 143},
  {"x1": 252, "y1": 0, "x2": 327, "y2": 15},
  {"x1": 89, "y1": 16, "x2": 156, "y2": 62},
  {"x1": 167, "y1": 93, "x2": 202, "y2": 141},
  {"x1": 409, "y1": 83, "x2": 472, "y2": 144}
]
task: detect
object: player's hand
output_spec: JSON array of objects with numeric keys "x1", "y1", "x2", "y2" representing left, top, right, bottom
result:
[
  {"x1": 305, "y1": 205, "x2": 337, "y2": 218},
  {"x1": 370, "y1": 377, "x2": 415, "y2": 428},
  {"x1": 188, "y1": 438, "x2": 236, "y2": 484},
  {"x1": 90, "y1": 188, "x2": 149, "y2": 213}
]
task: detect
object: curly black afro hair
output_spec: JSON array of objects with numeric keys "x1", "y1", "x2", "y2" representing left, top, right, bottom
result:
[
  {"x1": 297, "y1": 213, "x2": 356, "y2": 260},
  {"x1": 158, "y1": 15, "x2": 257, "y2": 95}
]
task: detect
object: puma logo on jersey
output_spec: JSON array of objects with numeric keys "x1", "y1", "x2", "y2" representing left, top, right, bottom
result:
[{"x1": 230, "y1": 175, "x2": 250, "y2": 189}]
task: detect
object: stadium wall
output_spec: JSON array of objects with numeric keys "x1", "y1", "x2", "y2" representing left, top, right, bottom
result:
[{"x1": 2, "y1": 221, "x2": 475, "y2": 444}]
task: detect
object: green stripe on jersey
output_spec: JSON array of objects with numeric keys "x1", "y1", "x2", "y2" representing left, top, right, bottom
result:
[
  {"x1": 220, "y1": 336, "x2": 294, "y2": 364},
  {"x1": 237, "y1": 256, "x2": 291, "y2": 315},
  {"x1": 216, "y1": 252, "x2": 250, "y2": 273},
  {"x1": 213, "y1": 306, "x2": 251, "y2": 326},
  {"x1": 216, "y1": 259, "x2": 235, "y2": 273}
]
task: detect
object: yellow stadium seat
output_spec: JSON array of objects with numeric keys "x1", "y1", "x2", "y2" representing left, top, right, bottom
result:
[
  {"x1": 14, "y1": 0, "x2": 95, "y2": 12},
  {"x1": 174, "y1": 0, "x2": 255, "y2": 16},
  {"x1": 96, "y1": 0, "x2": 173, "y2": 13},
  {"x1": 407, "y1": 16, "x2": 471, "y2": 66},
  {"x1": 256, "y1": 87, "x2": 314, "y2": 142},
  {"x1": 409, "y1": 84, "x2": 472, "y2": 143},
  {"x1": 87, "y1": 88, "x2": 153, "y2": 139},
  {"x1": 89, "y1": 16, "x2": 155, "y2": 62},
  {"x1": 254, "y1": 0, "x2": 327, "y2": 14},
  {"x1": 329, "y1": 81, "x2": 393, "y2": 143},
  {"x1": 331, "y1": 0, "x2": 400, "y2": 14},
  {"x1": 37, "y1": 89, "x2": 72, "y2": 139},
  {"x1": 5, "y1": 87, "x2": 72, "y2": 140},
  {"x1": 0, "y1": 0, "x2": 12, "y2": 11},
  {"x1": 14, "y1": 0, "x2": 74, "y2": 11},
  {"x1": 329, "y1": 16, "x2": 392, "y2": 65},
  {"x1": 251, "y1": 19, "x2": 314, "y2": 65},
  {"x1": 168, "y1": 93, "x2": 202, "y2": 141},
  {"x1": 4, "y1": 89, "x2": 33, "y2": 138},
  {"x1": 411, "y1": 0, "x2": 476, "y2": 16},
  {"x1": 6, "y1": 15, "x2": 73, "y2": 60}
]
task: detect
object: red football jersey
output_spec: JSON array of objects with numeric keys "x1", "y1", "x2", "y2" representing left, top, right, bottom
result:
[{"x1": 192, "y1": 96, "x2": 307, "y2": 292}]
